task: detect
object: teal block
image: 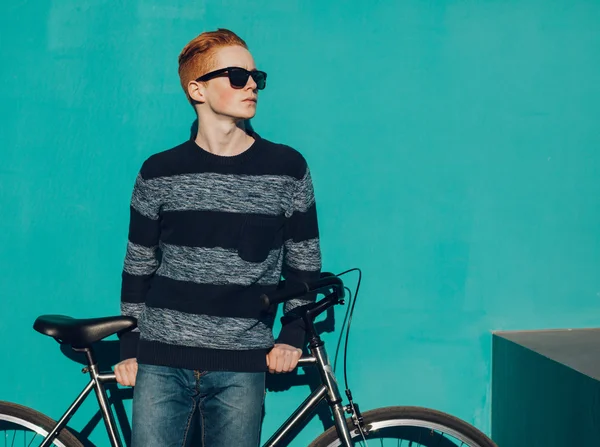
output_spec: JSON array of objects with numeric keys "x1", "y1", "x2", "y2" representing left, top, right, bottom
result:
[{"x1": 493, "y1": 330, "x2": 600, "y2": 446}]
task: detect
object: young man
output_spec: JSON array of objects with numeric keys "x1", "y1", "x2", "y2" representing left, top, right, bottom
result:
[{"x1": 114, "y1": 29, "x2": 321, "y2": 447}]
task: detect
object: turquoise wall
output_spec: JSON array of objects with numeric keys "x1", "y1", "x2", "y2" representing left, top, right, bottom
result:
[{"x1": 1, "y1": 0, "x2": 599, "y2": 445}]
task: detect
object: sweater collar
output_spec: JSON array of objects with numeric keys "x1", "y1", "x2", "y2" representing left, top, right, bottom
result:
[{"x1": 186, "y1": 131, "x2": 262, "y2": 165}]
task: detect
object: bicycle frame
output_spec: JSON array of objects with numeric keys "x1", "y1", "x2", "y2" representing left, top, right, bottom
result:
[
  {"x1": 41, "y1": 297, "x2": 354, "y2": 447},
  {"x1": 40, "y1": 348, "x2": 123, "y2": 447},
  {"x1": 263, "y1": 340, "x2": 353, "y2": 447}
]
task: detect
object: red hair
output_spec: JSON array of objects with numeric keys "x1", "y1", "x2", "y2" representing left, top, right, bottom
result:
[{"x1": 178, "y1": 29, "x2": 248, "y2": 103}]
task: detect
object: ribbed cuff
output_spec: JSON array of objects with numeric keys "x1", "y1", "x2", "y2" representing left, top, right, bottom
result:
[
  {"x1": 275, "y1": 317, "x2": 306, "y2": 349},
  {"x1": 119, "y1": 331, "x2": 140, "y2": 361}
]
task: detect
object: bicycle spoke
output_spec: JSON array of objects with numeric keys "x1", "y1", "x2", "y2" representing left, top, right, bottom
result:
[
  {"x1": 26, "y1": 432, "x2": 38, "y2": 447},
  {"x1": 0, "y1": 426, "x2": 64, "y2": 447}
]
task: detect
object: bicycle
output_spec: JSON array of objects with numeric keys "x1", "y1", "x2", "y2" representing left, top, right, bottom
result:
[{"x1": 0, "y1": 272, "x2": 498, "y2": 447}]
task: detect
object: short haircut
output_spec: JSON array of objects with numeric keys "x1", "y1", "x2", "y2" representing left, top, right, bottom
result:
[{"x1": 178, "y1": 28, "x2": 248, "y2": 103}]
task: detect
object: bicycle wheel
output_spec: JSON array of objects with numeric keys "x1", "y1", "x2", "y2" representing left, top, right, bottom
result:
[
  {"x1": 0, "y1": 401, "x2": 83, "y2": 447},
  {"x1": 309, "y1": 406, "x2": 497, "y2": 447}
]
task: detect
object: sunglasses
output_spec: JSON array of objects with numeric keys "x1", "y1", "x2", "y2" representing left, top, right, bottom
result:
[{"x1": 196, "y1": 67, "x2": 267, "y2": 90}]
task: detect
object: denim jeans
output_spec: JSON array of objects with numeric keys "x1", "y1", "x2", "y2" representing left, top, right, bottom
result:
[{"x1": 131, "y1": 363, "x2": 266, "y2": 447}]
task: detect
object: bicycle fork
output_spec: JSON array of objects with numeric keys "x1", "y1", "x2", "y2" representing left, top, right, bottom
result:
[
  {"x1": 262, "y1": 344, "x2": 355, "y2": 447},
  {"x1": 311, "y1": 342, "x2": 355, "y2": 447}
]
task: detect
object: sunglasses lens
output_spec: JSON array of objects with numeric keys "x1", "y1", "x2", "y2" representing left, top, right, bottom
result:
[
  {"x1": 227, "y1": 69, "x2": 267, "y2": 90},
  {"x1": 228, "y1": 69, "x2": 249, "y2": 88},
  {"x1": 252, "y1": 72, "x2": 266, "y2": 90}
]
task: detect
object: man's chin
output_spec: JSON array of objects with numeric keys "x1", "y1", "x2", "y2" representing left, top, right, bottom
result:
[
  {"x1": 237, "y1": 112, "x2": 257, "y2": 121},
  {"x1": 222, "y1": 110, "x2": 256, "y2": 121}
]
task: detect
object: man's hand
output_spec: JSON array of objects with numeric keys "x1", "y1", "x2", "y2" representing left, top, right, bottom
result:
[
  {"x1": 266, "y1": 343, "x2": 303, "y2": 374},
  {"x1": 114, "y1": 358, "x2": 138, "y2": 386}
]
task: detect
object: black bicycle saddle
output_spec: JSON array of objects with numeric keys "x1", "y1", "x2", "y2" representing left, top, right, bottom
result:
[{"x1": 33, "y1": 315, "x2": 137, "y2": 348}]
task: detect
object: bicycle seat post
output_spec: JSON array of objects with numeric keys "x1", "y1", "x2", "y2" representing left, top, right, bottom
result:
[
  {"x1": 72, "y1": 346, "x2": 97, "y2": 373},
  {"x1": 72, "y1": 345, "x2": 123, "y2": 447}
]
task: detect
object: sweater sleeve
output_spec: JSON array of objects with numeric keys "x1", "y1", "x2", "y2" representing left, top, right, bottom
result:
[
  {"x1": 275, "y1": 163, "x2": 322, "y2": 348},
  {"x1": 119, "y1": 164, "x2": 162, "y2": 360}
]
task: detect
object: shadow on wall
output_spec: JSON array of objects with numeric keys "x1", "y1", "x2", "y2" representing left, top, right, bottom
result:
[{"x1": 56, "y1": 305, "x2": 337, "y2": 447}]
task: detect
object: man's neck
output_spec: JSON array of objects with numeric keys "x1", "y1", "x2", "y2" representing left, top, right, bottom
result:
[{"x1": 194, "y1": 116, "x2": 255, "y2": 157}]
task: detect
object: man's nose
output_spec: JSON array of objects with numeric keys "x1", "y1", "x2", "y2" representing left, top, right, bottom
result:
[{"x1": 246, "y1": 76, "x2": 258, "y2": 91}]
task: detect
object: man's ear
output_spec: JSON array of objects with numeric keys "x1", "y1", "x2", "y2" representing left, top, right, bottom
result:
[{"x1": 187, "y1": 80, "x2": 206, "y2": 104}]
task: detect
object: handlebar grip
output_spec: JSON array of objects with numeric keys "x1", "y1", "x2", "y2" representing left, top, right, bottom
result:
[
  {"x1": 260, "y1": 274, "x2": 344, "y2": 310},
  {"x1": 260, "y1": 282, "x2": 309, "y2": 310}
]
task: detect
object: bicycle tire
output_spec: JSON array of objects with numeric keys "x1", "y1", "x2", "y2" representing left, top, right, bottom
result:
[
  {"x1": 308, "y1": 406, "x2": 497, "y2": 447},
  {"x1": 0, "y1": 401, "x2": 83, "y2": 447}
]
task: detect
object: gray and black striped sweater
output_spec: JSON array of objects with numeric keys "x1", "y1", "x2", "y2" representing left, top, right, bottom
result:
[{"x1": 119, "y1": 133, "x2": 321, "y2": 372}]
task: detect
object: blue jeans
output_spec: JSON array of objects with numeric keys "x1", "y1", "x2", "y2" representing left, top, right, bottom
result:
[{"x1": 131, "y1": 363, "x2": 266, "y2": 447}]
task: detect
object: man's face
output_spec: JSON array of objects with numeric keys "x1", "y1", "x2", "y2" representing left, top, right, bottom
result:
[{"x1": 201, "y1": 45, "x2": 259, "y2": 121}]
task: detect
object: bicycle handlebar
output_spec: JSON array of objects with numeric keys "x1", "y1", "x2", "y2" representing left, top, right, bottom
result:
[{"x1": 260, "y1": 273, "x2": 345, "y2": 310}]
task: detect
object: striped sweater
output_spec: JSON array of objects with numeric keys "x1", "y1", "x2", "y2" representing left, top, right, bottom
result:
[{"x1": 119, "y1": 132, "x2": 321, "y2": 372}]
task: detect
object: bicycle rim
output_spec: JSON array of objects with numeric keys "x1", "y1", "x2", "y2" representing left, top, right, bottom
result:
[
  {"x1": 311, "y1": 406, "x2": 495, "y2": 447},
  {"x1": 328, "y1": 418, "x2": 484, "y2": 446},
  {"x1": 0, "y1": 414, "x2": 70, "y2": 447}
]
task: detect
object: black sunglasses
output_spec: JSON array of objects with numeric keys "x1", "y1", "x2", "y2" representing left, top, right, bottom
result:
[{"x1": 196, "y1": 67, "x2": 267, "y2": 90}]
